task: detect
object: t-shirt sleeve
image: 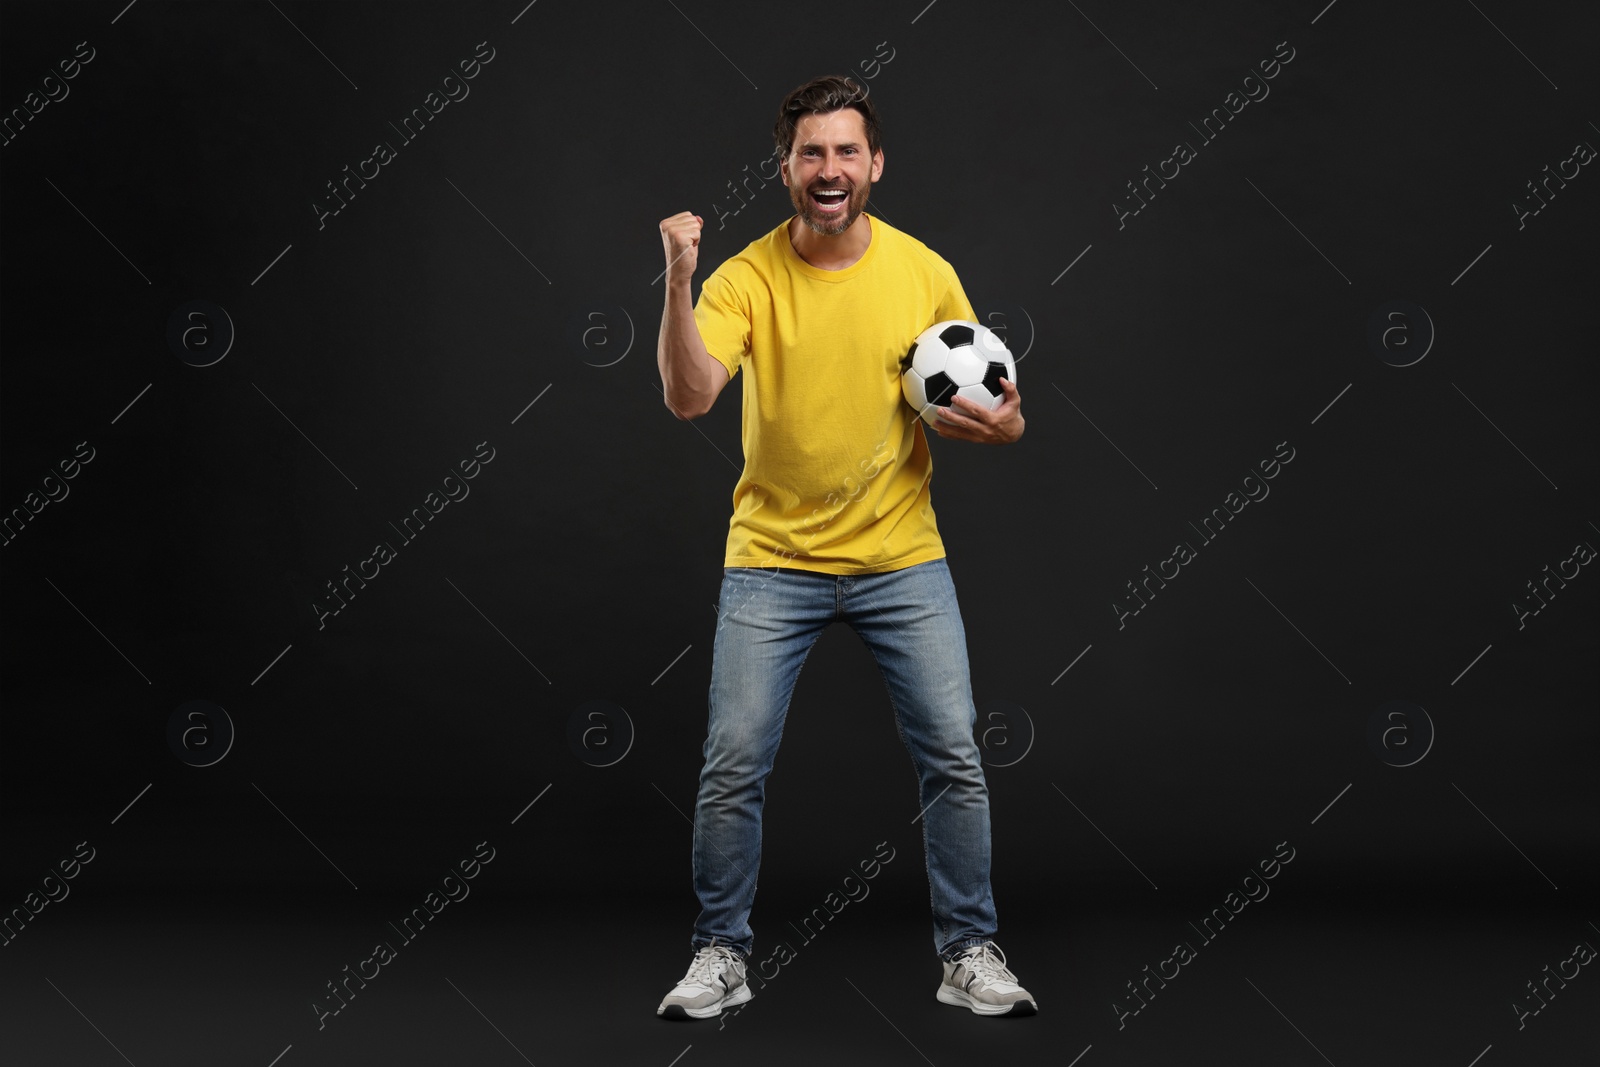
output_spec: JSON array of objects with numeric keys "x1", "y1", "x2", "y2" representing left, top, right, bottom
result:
[
  {"x1": 935, "y1": 260, "x2": 978, "y2": 324},
  {"x1": 693, "y1": 272, "x2": 748, "y2": 379}
]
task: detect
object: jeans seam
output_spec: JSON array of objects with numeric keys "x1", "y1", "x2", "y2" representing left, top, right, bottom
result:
[
  {"x1": 696, "y1": 611, "x2": 826, "y2": 960},
  {"x1": 866, "y1": 645, "x2": 947, "y2": 951}
]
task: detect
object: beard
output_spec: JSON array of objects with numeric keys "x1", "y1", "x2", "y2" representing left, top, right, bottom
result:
[{"x1": 791, "y1": 178, "x2": 870, "y2": 236}]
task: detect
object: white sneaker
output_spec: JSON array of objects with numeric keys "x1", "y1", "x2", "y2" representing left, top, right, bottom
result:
[
  {"x1": 657, "y1": 941, "x2": 752, "y2": 1020},
  {"x1": 936, "y1": 941, "x2": 1037, "y2": 1016}
]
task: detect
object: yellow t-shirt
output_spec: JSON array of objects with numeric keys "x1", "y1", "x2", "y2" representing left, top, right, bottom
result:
[{"x1": 693, "y1": 213, "x2": 977, "y2": 574}]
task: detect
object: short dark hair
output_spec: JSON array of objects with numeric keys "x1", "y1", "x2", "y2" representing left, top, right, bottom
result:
[{"x1": 773, "y1": 75, "x2": 881, "y2": 162}]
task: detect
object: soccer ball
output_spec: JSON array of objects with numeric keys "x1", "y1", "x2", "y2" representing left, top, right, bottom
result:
[{"x1": 900, "y1": 320, "x2": 1017, "y2": 427}]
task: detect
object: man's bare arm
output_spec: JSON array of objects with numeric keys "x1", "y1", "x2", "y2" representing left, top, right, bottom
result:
[{"x1": 658, "y1": 211, "x2": 731, "y2": 420}]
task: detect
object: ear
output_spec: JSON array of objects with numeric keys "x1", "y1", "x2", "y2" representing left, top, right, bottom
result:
[{"x1": 872, "y1": 148, "x2": 885, "y2": 182}]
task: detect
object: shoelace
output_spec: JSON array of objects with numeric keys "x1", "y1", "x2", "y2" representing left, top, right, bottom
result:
[
  {"x1": 685, "y1": 943, "x2": 738, "y2": 986},
  {"x1": 956, "y1": 941, "x2": 1018, "y2": 989}
]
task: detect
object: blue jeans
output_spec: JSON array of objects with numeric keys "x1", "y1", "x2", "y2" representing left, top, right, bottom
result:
[{"x1": 690, "y1": 557, "x2": 998, "y2": 961}]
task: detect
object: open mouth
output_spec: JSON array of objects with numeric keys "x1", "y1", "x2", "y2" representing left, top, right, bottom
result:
[{"x1": 811, "y1": 187, "x2": 850, "y2": 213}]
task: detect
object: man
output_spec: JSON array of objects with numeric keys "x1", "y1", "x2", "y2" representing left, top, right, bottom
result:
[{"x1": 654, "y1": 74, "x2": 1034, "y2": 1020}]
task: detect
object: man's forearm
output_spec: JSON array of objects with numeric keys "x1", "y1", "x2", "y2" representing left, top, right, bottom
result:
[{"x1": 658, "y1": 281, "x2": 723, "y2": 419}]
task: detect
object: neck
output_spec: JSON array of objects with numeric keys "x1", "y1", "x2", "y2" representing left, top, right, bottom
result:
[{"x1": 789, "y1": 214, "x2": 871, "y2": 268}]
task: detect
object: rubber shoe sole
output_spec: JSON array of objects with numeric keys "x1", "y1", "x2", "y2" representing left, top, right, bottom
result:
[
  {"x1": 658, "y1": 983, "x2": 752, "y2": 1020},
  {"x1": 936, "y1": 984, "x2": 1037, "y2": 1017}
]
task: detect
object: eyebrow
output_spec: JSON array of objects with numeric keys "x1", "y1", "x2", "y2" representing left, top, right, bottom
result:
[{"x1": 797, "y1": 141, "x2": 862, "y2": 151}]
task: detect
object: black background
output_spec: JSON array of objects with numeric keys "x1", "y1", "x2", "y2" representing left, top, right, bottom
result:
[{"x1": 2, "y1": 1, "x2": 1595, "y2": 1065}]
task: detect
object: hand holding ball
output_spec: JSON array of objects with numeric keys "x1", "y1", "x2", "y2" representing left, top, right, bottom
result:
[{"x1": 900, "y1": 320, "x2": 1016, "y2": 427}]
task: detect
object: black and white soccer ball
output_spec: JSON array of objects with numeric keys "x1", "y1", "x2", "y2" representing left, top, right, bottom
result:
[{"x1": 900, "y1": 320, "x2": 1017, "y2": 427}]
